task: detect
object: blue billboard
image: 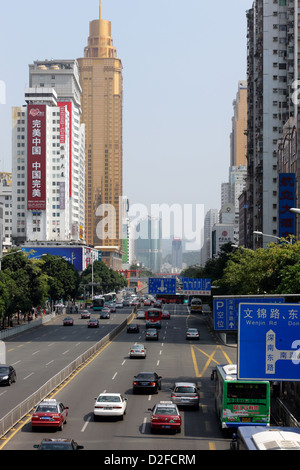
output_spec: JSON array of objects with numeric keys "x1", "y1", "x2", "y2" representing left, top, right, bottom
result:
[
  {"x1": 278, "y1": 173, "x2": 295, "y2": 239},
  {"x1": 22, "y1": 246, "x2": 89, "y2": 271},
  {"x1": 214, "y1": 297, "x2": 284, "y2": 331},
  {"x1": 238, "y1": 303, "x2": 300, "y2": 381}
]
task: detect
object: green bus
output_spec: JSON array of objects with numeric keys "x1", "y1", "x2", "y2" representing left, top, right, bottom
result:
[{"x1": 211, "y1": 364, "x2": 270, "y2": 431}]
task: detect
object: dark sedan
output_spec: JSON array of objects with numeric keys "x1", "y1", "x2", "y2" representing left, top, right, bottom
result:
[
  {"x1": 33, "y1": 438, "x2": 84, "y2": 450},
  {"x1": 100, "y1": 310, "x2": 110, "y2": 319},
  {"x1": 127, "y1": 323, "x2": 140, "y2": 333},
  {"x1": 132, "y1": 372, "x2": 162, "y2": 394},
  {"x1": 0, "y1": 365, "x2": 16, "y2": 386}
]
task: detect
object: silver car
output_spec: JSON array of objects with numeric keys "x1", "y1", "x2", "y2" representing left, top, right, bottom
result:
[
  {"x1": 170, "y1": 382, "x2": 200, "y2": 409},
  {"x1": 129, "y1": 343, "x2": 147, "y2": 358},
  {"x1": 136, "y1": 310, "x2": 146, "y2": 319},
  {"x1": 186, "y1": 328, "x2": 199, "y2": 340},
  {"x1": 145, "y1": 328, "x2": 159, "y2": 340}
]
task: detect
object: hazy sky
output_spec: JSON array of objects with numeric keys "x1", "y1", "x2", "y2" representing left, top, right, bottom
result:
[{"x1": 0, "y1": 0, "x2": 251, "y2": 226}]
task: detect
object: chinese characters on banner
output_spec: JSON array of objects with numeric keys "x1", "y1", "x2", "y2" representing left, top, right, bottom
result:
[
  {"x1": 278, "y1": 173, "x2": 295, "y2": 239},
  {"x1": 27, "y1": 105, "x2": 46, "y2": 210}
]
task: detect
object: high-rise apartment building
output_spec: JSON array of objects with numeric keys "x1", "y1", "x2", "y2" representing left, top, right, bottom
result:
[
  {"x1": 246, "y1": 0, "x2": 297, "y2": 248},
  {"x1": 78, "y1": 3, "x2": 123, "y2": 266},
  {"x1": 12, "y1": 80, "x2": 85, "y2": 244},
  {"x1": 230, "y1": 81, "x2": 247, "y2": 167},
  {"x1": 28, "y1": 59, "x2": 86, "y2": 241}
]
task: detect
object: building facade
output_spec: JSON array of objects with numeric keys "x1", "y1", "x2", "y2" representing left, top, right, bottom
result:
[
  {"x1": 230, "y1": 80, "x2": 248, "y2": 167},
  {"x1": 12, "y1": 82, "x2": 85, "y2": 244},
  {"x1": 246, "y1": 0, "x2": 297, "y2": 248},
  {"x1": 78, "y1": 3, "x2": 123, "y2": 261}
]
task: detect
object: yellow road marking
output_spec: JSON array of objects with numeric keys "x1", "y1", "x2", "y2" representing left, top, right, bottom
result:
[{"x1": 190, "y1": 345, "x2": 232, "y2": 378}]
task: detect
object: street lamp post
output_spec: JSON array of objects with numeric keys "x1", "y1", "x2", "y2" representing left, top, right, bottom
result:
[{"x1": 253, "y1": 231, "x2": 293, "y2": 245}]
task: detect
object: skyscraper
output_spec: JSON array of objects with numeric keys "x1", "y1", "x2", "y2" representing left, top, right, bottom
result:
[
  {"x1": 246, "y1": 1, "x2": 297, "y2": 249},
  {"x1": 12, "y1": 81, "x2": 85, "y2": 244},
  {"x1": 78, "y1": 2, "x2": 123, "y2": 267},
  {"x1": 230, "y1": 81, "x2": 247, "y2": 168},
  {"x1": 28, "y1": 59, "x2": 86, "y2": 241}
]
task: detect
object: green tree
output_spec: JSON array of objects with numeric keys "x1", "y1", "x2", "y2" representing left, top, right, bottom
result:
[{"x1": 40, "y1": 254, "x2": 79, "y2": 302}]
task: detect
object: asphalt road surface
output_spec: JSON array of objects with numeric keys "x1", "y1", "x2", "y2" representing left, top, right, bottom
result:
[{"x1": 0, "y1": 304, "x2": 237, "y2": 452}]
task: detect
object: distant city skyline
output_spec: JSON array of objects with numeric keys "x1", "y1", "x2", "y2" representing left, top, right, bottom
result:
[{"x1": 0, "y1": 0, "x2": 251, "y2": 223}]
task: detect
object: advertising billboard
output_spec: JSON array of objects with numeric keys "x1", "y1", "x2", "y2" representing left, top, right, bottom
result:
[{"x1": 27, "y1": 105, "x2": 47, "y2": 210}]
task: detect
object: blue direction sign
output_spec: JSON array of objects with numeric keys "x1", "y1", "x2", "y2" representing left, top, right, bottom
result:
[
  {"x1": 148, "y1": 278, "x2": 176, "y2": 295},
  {"x1": 214, "y1": 297, "x2": 284, "y2": 331},
  {"x1": 238, "y1": 303, "x2": 300, "y2": 381},
  {"x1": 182, "y1": 278, "x2": 211, "y2": 295}
]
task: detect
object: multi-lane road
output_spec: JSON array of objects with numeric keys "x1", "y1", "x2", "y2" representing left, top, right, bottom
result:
[{"x1": 0, "y1": 303, "x2": 237, "y2": 451}]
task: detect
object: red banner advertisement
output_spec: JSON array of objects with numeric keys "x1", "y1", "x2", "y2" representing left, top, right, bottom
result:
[
  {"x1": 27, "y1": 105, "x2": 47, "y2": 210},
  {"x1": 58, "y1": 101, "x2": 72, "y2": 197}
]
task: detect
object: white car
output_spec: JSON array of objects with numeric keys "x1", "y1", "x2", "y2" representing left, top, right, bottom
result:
[
  {"x1": 116, "y1": 302, "x2": 123, "y2": 308},
  {"x1": 94, "y1": 393, "x2": 127, "y2": 420}
]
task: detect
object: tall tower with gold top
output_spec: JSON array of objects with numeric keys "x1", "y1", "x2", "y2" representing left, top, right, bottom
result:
[{"x1": 78, "y1": 2, "x2": 123, "y2": 267}]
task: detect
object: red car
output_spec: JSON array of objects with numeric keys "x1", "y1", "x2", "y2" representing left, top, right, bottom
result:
[
  {"x1": 162, "y1": 311, "x2": 170, "y2": 319},
  {"x1": 81, "y1": 310, "x2": 90, "y2": 319},
  {"x1": 144, "y1": 299, "x2": 152, "y2": 306},
  {"x1": 63, "y1": 316, "x2": 73, "y2": 326},
  {"x1": 31, "y1": 399, "x2": 69, "y2": 430},
  {"x1": 149, "y1": 401, "x2": 181, "y2": 434}
]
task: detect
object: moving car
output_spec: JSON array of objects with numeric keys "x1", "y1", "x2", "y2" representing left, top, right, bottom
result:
[
  {"x1": 170, "y1": 382, "x2": 200, "y2": 409},
  {"x1": 33, "y1": 438, "x2": 84, "y2": 450},
  {"x1": 133, "y1": 372, "x2": 162, "y2": 393},
  {"x1": 145, "y1": 328, "x2": 159, "y2": 340},
  {"x1": 186, "y1": 328, "x2": 200, "y2": 340},
  {"x1": 136, "y1": 310, "x2": 146, "y2": 319},
  {"x1": 127, "y1": 323, "x2": 140, "y2": 333},
  {"x1": 108, "y1": 303, "x2": 116, "y2": 312},
  {"x1": 100, "y1": 310, "x2": 110, "y2": 319},
  {"x1": 143, "y1": 299, "x2": 152, "y2": 306},
  {"x1": 94, "y1": 393, "x2": 127, "y2": 420},
  {"x1": 162, "y1": 311, "x2": 170, "y2": 319},
  {"x1": 63, "y1": 316, "x2": 74, "y2": 326},
  {"x1": 31, "y1": 399, "x2": 69, "y2": 430},
  {"x1": 87, "y1": 318, "x2": 99, "y2": 328},
  {"x1": 0, "y1": 365, "x2": 16, "y2": 386},
  {"x1": 116, "y1": 301, "x2": 123, "y2": 308},
  {"x1": 148, "y1": 401, "x2": 181, "y2": 434},
  {"x1": 129, "y1": 343, "x2": 147, "y2": 358},
  {"x1": 81, "y1": 310, "x2": 90, "y2": 319}
]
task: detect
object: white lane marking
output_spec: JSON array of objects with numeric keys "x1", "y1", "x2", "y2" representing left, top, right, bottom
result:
[
  {"x1": 81, "y1": 415, "x2": 91, "y2": 432},
  {"x1": 23, "y1": 372, "x2": 34, "y2": 380},
  {"x1": 141, "y1": 417, "x2": 147, "y2": 434},
  {"x1": 112, "y1": 372, "x2": 117, "y2": 380}
]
